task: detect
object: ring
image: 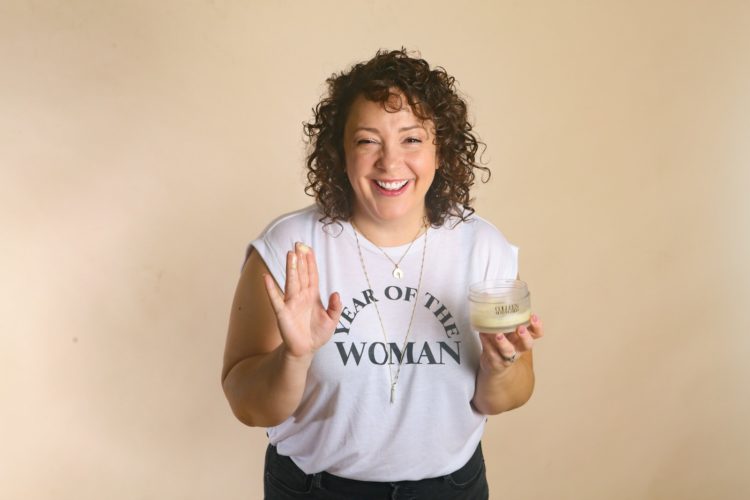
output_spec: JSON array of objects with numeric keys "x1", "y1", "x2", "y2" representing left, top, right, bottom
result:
[{"x1": 501, "y1": 351, "x2": 518, "y2": 363}]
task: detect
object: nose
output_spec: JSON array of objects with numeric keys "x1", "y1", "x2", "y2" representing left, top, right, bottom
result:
[{"x1": 377, "y1": 142, "x2": 401, "y2": 171}]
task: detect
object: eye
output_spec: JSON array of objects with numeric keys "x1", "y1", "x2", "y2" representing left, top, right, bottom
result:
[
  {"x1": 404, "y1": 137, "x2": 422, "y2": 144},
  {"x1": 356, "y1": 138, "x2": 378, "y2": 145}
]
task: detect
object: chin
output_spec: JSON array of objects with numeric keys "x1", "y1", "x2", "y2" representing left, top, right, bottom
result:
[{"x1": 372, "y1": 205, "x2": 420, "y2": 223}]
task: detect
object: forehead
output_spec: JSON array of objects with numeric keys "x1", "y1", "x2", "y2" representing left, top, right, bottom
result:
[{"x1": 345, "y1": 93, "x2": 428, "y2": 130}]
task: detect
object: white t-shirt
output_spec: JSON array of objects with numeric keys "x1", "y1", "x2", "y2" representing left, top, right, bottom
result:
[{"x1": 247, "y1": 205, "x2": 518, "y2": 481}]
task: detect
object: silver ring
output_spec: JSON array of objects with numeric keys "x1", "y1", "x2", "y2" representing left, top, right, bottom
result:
[{"x1": 501, "y1": 351, "x2": 518, "y2": 363}]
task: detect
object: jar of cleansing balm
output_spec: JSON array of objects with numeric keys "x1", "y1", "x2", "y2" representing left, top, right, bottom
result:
[{"x1": 469, "y1": 279, "x2": 531, "y2": 334}]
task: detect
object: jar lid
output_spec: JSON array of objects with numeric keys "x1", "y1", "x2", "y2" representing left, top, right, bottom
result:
[{"x1": 468, "y1": 279, "x2": 529, "y2": 303}]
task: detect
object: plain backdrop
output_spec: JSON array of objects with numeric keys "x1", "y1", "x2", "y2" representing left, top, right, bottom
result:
[{"x1": 2, "y1": 1, "x2": 749, "y2": 499}]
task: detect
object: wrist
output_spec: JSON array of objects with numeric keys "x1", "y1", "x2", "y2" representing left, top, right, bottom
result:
[{"x1": 278, "y1": 343, "x2": 315, "y2": 366}]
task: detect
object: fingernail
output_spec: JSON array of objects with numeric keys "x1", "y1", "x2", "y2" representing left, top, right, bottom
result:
[
  {"x1": 519, "y1": 326, "x2": 528, "y2": 335},
  {"x1": 496, "y1": 335, "x2": 503, "y2": 342},
  {"x1": 531, "y1": 314, "x2": 538, "y2": 323},
  {"x1": 296, "y1": 242, "x2": 310, "y2": 253},
  {"x1": 290, "y1": 253, "x2": 297, "y2": 269}
]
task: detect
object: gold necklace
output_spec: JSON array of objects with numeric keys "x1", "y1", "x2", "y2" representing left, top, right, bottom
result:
[
  {"x1": 351, "y1": 221, "x2": 428, "y2": 404},
  {"x1": 352, "y1": 222, "x2": 426, "y2": 280}
]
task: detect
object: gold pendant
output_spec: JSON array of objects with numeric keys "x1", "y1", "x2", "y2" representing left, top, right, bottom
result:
[{"x1": 393, "y1": 267, "x2": 404, "y2": 279}]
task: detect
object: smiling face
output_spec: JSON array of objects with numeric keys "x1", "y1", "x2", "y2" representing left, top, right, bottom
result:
[{"x1": 343, "y1": 93, "x2": 438, "y2": 237}]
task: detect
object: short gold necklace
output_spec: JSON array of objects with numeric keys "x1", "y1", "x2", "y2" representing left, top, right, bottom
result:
[
  {"x1": 355, "y1": 222, "x2": 425, "y2": 280},
  {"x1": 351, "y1": 221, "x2": 428, "y2": 404}
]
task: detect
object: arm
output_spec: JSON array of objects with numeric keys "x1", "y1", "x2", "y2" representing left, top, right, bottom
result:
[
  {"x1": 471, "y1": 314, "x2": 544, "y2": 415},
  {"x1": 221, "y1": 243, "x2": 342, "y2": 427}
]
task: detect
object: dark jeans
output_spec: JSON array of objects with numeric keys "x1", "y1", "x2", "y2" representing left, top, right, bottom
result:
[{"x1": 264, "y1": 443, "x2": 489, "y2": 500}]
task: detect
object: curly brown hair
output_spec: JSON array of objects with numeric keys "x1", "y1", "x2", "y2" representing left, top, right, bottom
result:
[{"x1": 303, "y1": 48, "x2": 489, "y2": 227}]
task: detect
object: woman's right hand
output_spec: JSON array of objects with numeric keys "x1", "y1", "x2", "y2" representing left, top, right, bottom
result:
[{"x1": 262, "y1": 242, "x2": 343, "y2": 360}]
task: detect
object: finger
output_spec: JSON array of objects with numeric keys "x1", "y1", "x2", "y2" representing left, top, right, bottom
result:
[
  {"x1": 301, "y1": 243, "x2": 319, "y2": 290},
  {"x1": 504, "y1": 330, "x2": 519, "y2": 344},
  {"x1": 263, "y1": 273, "x2": 285, "y2": 314},
  {"x1": 326, "y1": 292, "x2": 343, "y2": 322},
  {"x1": 284, "y1": 251, "x2": 300, "y2": 297},
  {"x1": 295, "y1": 242, "x2": 310, "y2": 289},
  {"x1": 514, "y1": 325, "x2": 534, "y2": 351},
  {"x1": 479, "y1": 333, "x2": 503, "y2": 364},
  {"x1": 495, "y1": 333, "x2": 517, "y2": 356},
  {"x1": 493, "y1": 334, "x2": 519, "y2": 365},
  {"x1": 529, "y1": 313, "x2": 544, "y2": 339}
]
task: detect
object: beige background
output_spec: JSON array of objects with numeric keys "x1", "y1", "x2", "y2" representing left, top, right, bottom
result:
[{"x1": 2, "y1": 1, "x2": 749, "y2": 499}]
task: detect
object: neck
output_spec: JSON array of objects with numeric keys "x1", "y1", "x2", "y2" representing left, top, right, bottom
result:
[{"x1": 350, "y1": 213, "x2": 427, "y2": 247}]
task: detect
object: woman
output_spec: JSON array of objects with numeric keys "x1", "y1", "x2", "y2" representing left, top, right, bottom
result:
[{"x1": 222, "y1": 48, "x2": 544, "y2": 499}]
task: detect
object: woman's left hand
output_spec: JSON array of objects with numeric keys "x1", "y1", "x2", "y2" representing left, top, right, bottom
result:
[{"x1": 478, "y1": 313, "x2": 544, "y2": 374}]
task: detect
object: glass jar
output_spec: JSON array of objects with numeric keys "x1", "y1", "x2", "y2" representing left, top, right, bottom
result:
[{"x1": 469, "y1": 279, "x2": 531, "y2": 334}]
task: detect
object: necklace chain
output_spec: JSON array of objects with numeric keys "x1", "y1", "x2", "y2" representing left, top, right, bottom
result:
[
  {"x1": 351, "y1": 221, "x2": 428, "y2": 404},
  {"x1": 367, "y1": 223, "x2": 425, "y2": 279}
]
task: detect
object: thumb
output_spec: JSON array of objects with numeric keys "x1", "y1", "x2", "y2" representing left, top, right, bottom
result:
[{"x1": 326, "y1": 292, "x2": 343, "y2": 321}]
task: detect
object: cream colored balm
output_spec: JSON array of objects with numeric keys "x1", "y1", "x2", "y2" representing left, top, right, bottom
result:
[{"x1": 469, "y1": 279, "x2": 531, "y2": 334}]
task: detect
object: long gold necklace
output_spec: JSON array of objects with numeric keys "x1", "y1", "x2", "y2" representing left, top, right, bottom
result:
[{"x1": 351, "y1": 221, "x2": 428, "y2": 403}]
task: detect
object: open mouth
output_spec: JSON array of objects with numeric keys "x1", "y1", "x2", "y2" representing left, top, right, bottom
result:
[{"x1": 372, "y1": 179, "x2": 410, "y2": 195}]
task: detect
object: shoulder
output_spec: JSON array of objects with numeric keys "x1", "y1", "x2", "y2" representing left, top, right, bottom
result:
[
  {"x1": 441, "y1": 209, "x2": 515, "y2": 249},
  {"x1": 259, "y1": 204, "x2": 322, "y2": 240},
  {"x1": 243, "y1": 205, "x2": 324, "y2": 272},
  {"x1": 438, "y1": 209, "x2": 519, "y2": 278},
  {"x1": 256, "y1": 204, "x2": 345, "y2": 249}
]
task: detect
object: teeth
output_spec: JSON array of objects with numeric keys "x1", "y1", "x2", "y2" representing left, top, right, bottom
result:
[{"x1": 375, "y1": 180, "x2": 409, "y2": 190}]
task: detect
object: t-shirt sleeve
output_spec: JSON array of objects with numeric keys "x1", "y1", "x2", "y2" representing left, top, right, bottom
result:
[
  {"x1": 240, "y1": 206, "x2": 323, "y2": 290},
  {"x1": 490, "y1": 232, "x2": 519, "y2": 280},
  {"x1": 240, "y1": 210, "x2": 309, "y2": 290},
  {"x1": 473, "y1": 217, "x2": 519, "y2": 281},
  {"x1": 244, "y1": 232, "x2": 287, "y2": 290}
]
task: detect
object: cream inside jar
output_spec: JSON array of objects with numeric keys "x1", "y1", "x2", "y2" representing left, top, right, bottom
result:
[{"x1": 469, "y1": 279, "x2": 531, "y2": 334}]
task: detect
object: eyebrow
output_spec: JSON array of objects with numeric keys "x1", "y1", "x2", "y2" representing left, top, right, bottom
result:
[{"x1": 352, "y1": 125, "x2": 424, "y2": 133}]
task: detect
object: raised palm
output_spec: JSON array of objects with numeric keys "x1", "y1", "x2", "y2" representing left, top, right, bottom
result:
[{"x1": 263, "y1": 243, "x2": 342, "y2": 359}]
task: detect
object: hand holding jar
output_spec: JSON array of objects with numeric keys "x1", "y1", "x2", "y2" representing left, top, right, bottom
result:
[{"x1": 469, "y1": 279, "x2": 544, "y2": 370}]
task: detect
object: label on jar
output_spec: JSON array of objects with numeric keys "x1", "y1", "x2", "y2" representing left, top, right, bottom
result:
[{"x1": 494, "y1": 303, "x2": 520, "y2": 315}]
